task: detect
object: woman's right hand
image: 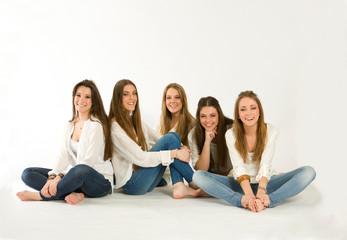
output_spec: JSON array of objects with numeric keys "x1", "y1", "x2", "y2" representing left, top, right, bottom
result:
[
  {"x1": 176, "y1": 148, "x2": 191, "y2": 163},
  {"x1": 41, "y1": 177, "x2": 61, "y2": 198},
  {"x1": 241, "y1": 194, "x2": 256, "y2": 209},
  {"x1": 205, "y1": 129, "x2": 217, "y2": 143},
  {"x1": 41, "y1": 181, "x2": 53, "y2": 198}
]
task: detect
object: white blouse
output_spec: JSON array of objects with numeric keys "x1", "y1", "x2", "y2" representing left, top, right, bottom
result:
[
  {"x1": 70, "y1": 139, "x2": 79, "y2": 157},
  {"x1": 111, "y1": 121, "x2": 173, "y2": 189},
  {"x1": 48, "y1": 117, "x2": 114, "y2": 186},
  {"x1": 225, "y1": 124, "x2": 278, "y2": 183}
]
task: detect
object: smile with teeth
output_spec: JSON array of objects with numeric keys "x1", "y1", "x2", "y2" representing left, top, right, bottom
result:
[
  {"x1": 245, "y1": 117, "x2": 254, "y2": 121},
  {"x1": 205, "y1": 123, "x2": 213, "y2": 127}
]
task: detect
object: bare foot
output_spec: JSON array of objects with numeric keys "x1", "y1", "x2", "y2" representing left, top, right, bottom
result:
[
  {"x1": 254, "y1": 199, "x2": 266, "y2": 212},
  {"x1": 172, "y1": 182, "x2": 201, "y2": 199},
  {"x1": 195, "y1": 189, "x2": 209, "y2": 197},
  {"x1": 246, "y1": 199, "x2": 258, "y2": 212},
  {"x1": 65, "y1": 192, "x2": 85, "y2": 205},
  {"x1": 16, "y1": 191, "x2": 42, "y2": 201}
]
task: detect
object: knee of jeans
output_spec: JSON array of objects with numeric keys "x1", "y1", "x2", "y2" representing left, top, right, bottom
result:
[
  {"x1": 70, "y1": 164, "x2": 92, "y2": 176},
  {"x1": 21, "y1": 167, "x2": 33, "y2": 183},
  {"x1": 165, "y1": 132, "x2": 181, "y2": 149},
  {"x1": 301, "y1": 166, "x2": 316, "y2": 182},
  {"x1": 168, "y1": 132, "x2": 180, "y2": 141},
  {"x1": 192, "y1": 170, "x2": 206, "y2": 187}
]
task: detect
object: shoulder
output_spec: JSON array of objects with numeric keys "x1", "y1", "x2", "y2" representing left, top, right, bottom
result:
[
  {"x1": 266, "y1": 124, "x2": 278, "y2": 135},
  {"x1": 111, "y1": 121, "x2": 123, "y2": 132},
  {"x1": 188, "y1": 127, "x2": 196, "y2": 140},
  {"x1": 266, "y1": 124, "x2": 278, "y2": 141},
  {"x1": 225, "y1": 127, "x2": 235, "y2": 138},
  {"x1": 88, "y1": 117, "x2": 103, "y2": 129}
]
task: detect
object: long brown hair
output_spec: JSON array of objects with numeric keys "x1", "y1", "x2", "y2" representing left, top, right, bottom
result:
[
  {"x1": 108, "y1": 79, "x2": 148, "y2": 151},
  {"x1": 234, "y1": 90, "x2": 267, "y2": 163},
  {"x1": 159, "y1": 83, "x2": 195, "y2": 146},
  {"x1": 70, "y1": 80, "x2": 112, "y2": 160},
  {"x1": 194, "y1": 96, "x2": 233, "y2": 170}
]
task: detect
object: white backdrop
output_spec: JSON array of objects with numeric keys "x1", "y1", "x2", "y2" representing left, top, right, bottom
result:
[{"x1": 0, "y1": 0, "x2": 346, "y2": 227}]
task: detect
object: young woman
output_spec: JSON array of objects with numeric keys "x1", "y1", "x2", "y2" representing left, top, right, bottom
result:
[
  {"x1": 17, "y1": 80, "x2": 113, "y2": 205},
  {"x1": 157, "y1": 83, "x2": 195, "y2": 146},
  {"x1": 109, "y1": 79, "x2": 201, "y2": 199},
  {"x1": 188, "y1": 96, "x2": 233, "y2": 175},
  {"x1": 156, "y1": 83, "x2": 195, "y2": 186},
  {"x1": 193, "y1": 91, "x2": 316, "y2": 212}
]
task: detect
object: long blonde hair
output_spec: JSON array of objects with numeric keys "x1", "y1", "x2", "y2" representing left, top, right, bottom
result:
[
  {"x1": 159, "y1": 83, "x2": 195, "y2": 146},
  {"x1": 234, "y1": 91, "x2": 267, "y2": 163},
  {"x1": 109, "y1": 79, "x2": 148, "y2": 151}
]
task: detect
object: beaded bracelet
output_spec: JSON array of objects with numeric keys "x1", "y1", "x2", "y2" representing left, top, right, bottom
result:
[
  {"x1": 258, "y1": 186, "x2": 267, "y2": 193},
  {"x1": 47, "y1": 174, "x2": 56, "y2": 182},
  {"x1": 237, "y1": 174, "x2": 250, "y2": 184},
  {"x1": 58, "y1": 173, "x2": 65, "y2": 179}
]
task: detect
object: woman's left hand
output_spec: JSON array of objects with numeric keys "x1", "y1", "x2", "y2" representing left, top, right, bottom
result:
[
  {"x1": 176, "y1": 148, "x2": 191, "y2": 163},
  {"x1": 256, "y1": 193, "x2": 270, "y2": 207}
]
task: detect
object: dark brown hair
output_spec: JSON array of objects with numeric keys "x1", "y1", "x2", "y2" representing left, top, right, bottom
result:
[
  {"x1": 194, "y1": 96, "x2": 233, "y2": 170},
  {"x1": 71, "y1": 79, "x2": 112, "y2": 160}
]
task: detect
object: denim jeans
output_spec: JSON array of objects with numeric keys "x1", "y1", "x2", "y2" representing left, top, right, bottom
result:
[
  {"x1": 21, "y1": 164, "x2": 112, "y2": 201},
  {"x1": 193, "y1": 166, "x2": 316, "y2": 208},
  {"x1": 122, "y1": 132, "x2": 195, "y2": 195}
]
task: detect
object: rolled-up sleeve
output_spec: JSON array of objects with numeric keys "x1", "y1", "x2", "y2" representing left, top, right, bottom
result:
[
  {"x1": 225, "y1": 129, "x2": 248, "y2": 180},
  {"x1": 112, "y1": 123, "x2": 173, "y2": 167},
  {"x1": 188, "y1": 128, "x2": 200, "y2": 168},
  {"x1": 255, "y1": 126, "x2": 278, "y2": 181}
]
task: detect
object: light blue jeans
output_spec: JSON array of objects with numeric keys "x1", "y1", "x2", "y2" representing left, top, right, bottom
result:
[
  {"x1": 193, "y1": 166, "x2": 316, "y2": 208},
  {"x1": 122, "y1": 132, "x2": 195, "y2": 195}
]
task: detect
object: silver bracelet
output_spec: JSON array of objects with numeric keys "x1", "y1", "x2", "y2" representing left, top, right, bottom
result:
[{"x1": 258, "y1": 186, "x2": 267, "y2": 193}]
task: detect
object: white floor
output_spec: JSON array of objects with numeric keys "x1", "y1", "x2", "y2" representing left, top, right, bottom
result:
[{"x1": 1, "y1": 182, "x2": 345, "y2": 240}]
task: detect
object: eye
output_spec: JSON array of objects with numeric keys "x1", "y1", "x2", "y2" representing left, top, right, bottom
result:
[
  {"x1": 175, "y1": 96, "x2": 181, "y2": 99},
  {"x1": 123, "y1": 93, "x2": 128, "y2": 96},
  {"x1": 166, "y1": 96, "x2": 171, "y2": 100},
  {"x1": 211, "y1": 114, "x2": 216, "y2": 117},
  {"x1": 86, "y1": 96, "x2": 91, "y2": 99},
  {"x1": 76, "y1": 94, "x2": 81, "y2": 97},
  {"x1": 240, "y1": 108, "x2": 245, "y2": 111},
  {"x1": 251, "y1": 107, "x2": 257, "y2": 110}
]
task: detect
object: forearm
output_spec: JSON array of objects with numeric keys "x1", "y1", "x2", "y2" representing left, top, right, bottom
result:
[
  {"x1": 240, "y1": 180, "x2": 254, "y2": 196},
  {"x1": 194, "y1": 142, "x2": 211, "y2": 171},
  {"x1": 257, "y1": 177, "x2": 268, "y2": 194}
]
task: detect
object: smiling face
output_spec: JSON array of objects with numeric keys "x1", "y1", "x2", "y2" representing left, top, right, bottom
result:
[
  {"x1": 74, "y1": 86, "x2": 92, "y2": 116},
  {"x1": 122, "y1": 84, "x2": 137, "y2": 112},
  {"x1": 238, "y1": 97, "x2": 260, "y2": 128},
  {"x1": 199, "y1": 106, "x2": 219, "y2": 131},
  {"x1": 165, "y1": 87, "x2": 183, "y2": 116}
]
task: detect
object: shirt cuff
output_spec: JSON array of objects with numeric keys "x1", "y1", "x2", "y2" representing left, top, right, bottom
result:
[{"x1": 160, "y1": 150, "x2": 174, "y2": 166}]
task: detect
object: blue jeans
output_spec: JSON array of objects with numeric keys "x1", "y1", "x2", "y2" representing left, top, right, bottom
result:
[
  {"x1": 122, "y1": 132, "x2": 195, "y2": 195},
  {"x1": 21, "y1": 164, "x2": 112, "y2": 201},
  {"x1": 193, "y1": 166, "x2": 316, "y2": 208}
]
